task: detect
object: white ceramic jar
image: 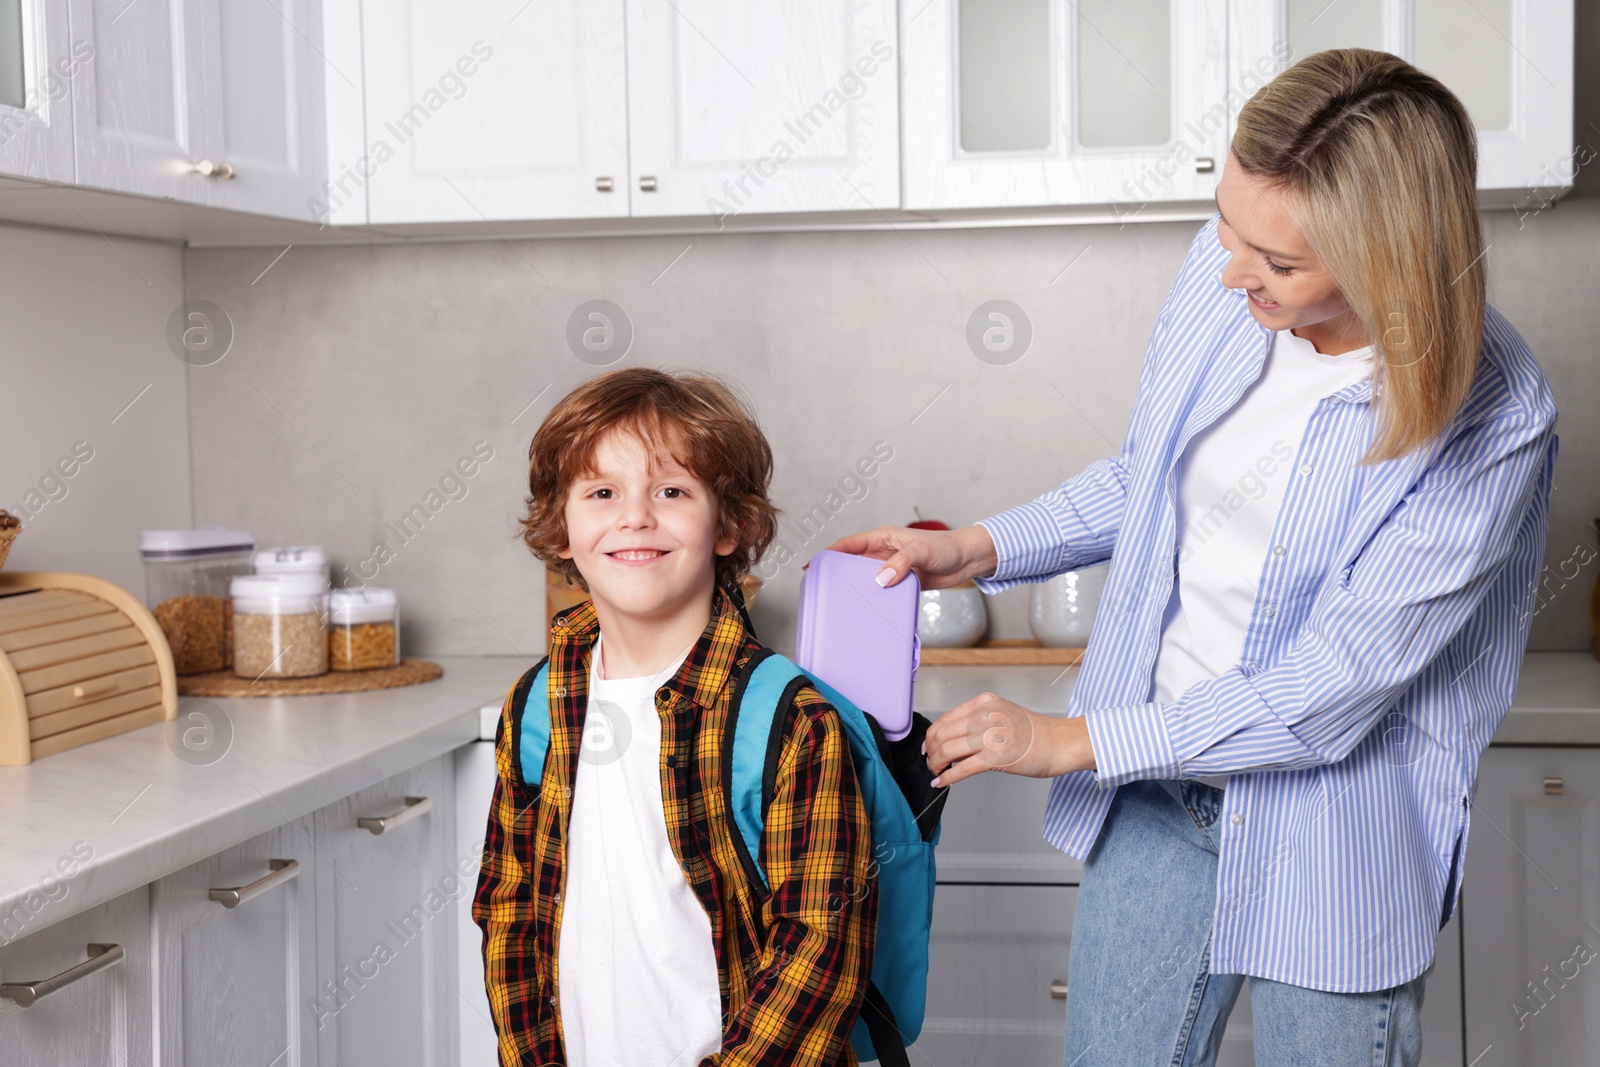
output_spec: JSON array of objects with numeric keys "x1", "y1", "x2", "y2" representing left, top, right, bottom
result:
[{"x1": 1028, "y1": 564, "x2": 1108, "y2": 647}]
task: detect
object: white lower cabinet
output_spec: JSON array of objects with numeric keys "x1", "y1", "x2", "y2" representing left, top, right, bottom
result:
[
  {"x1": 1461, "y1": 747, "x2": 1600, "y2": 1067},
  {"x1": 916, "y1": 883, "x2": 1075, "y2": 1064},
  {"x1": 0, "y1": 885, "x2": 153, "y2": 1066},
  {"x1": 310, "y1": 755, "x2": 457, "y2": 1067},
  {"x1": 152, "y1": 818, "x2": 321, "y2": 1067}
]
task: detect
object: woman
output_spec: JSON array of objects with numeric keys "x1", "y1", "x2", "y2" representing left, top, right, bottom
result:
[{"x1": 828, "y1": 50, "x2": 1557, "y2": 1066}]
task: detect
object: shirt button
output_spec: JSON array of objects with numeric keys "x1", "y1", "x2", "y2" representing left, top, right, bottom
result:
[
  {"x1": 563, "y1": 787, "x2": 572, "y2": 798},
  {"x1": 1272, "y1": 544, "x2": 1286, "y2": 557},
  {"x1": 1262, "y1": 604, "x2": 1276, "y2": 617},
  {"x1": 665, "y1": 754, "x2": 678, "y2": 768},
  {"x1": 549, "y1": 996, "x2": 556, "y2": 1006},
  {"x1": 1231, "y1": 812, "x2": 1244, "y2": 825},
  {"x1": 1299, "y1": 464, "x2": 1313, "y2": 476},
  {"x1": 555, "y1": 685, "x2": 567, "y2": 696},
  {"x1": 553, "y1": 891, "x2": 561, "y2": 903}
]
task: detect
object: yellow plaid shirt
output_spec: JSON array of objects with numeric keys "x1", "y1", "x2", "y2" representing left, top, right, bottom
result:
[{"x1": 472, "y1": 580, "x2": 877, "y2": 1066}]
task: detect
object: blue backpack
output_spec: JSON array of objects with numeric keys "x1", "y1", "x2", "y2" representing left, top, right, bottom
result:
[{"x1": 511, "y1": 646, "x2": 946, "y2": 1066}]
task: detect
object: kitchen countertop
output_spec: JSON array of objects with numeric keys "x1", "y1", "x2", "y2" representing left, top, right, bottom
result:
[
  {"x1": 0, "y1": 655, "x2": 528, "y2": 940},
  {"x1": 3, "y1": 651, "x2": 1597, "y2": 942}
]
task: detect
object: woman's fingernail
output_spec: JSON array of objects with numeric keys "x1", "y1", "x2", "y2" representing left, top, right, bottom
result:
[
  {"x1": 920, "y1": 740, "x2": 926, "y2": 755},
  {"x1": 930, "y1": 776, "x2": 942, "y2": 787},
  {"x1": 875, "y1": 567, "x2": 895, "y2": 587}
]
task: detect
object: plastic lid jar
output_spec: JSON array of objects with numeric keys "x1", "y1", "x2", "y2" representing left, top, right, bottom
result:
[
  {"x1": 140, "y1": 529, "x2": 255, "y2": 675},
  {"x1": 328, "y1": 588, "x2": 400, "y2": 671},
  {"x1": 254, "y1": 546, "x2": 329, "y2": 581},
  {"x1": 230, "y1": 574, "x2": 329, "y2": 679}
]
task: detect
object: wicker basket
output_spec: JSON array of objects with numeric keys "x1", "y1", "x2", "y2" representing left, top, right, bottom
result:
[{"x1": 0, "y1": 516, "x2": 18, "y2": 571}]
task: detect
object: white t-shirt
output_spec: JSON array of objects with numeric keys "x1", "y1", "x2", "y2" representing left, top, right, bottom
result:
[
  {"x1": 557, "y1": 630, "x2": 723, "y2": 1066},
  {"x1": 1152, "y1": 328, "x2": 1374, "y2": 789}
]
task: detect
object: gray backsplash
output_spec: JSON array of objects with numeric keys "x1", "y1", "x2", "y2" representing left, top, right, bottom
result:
[{"x1": 180, "y1": 202, "x2": 1600, "y2": 660}]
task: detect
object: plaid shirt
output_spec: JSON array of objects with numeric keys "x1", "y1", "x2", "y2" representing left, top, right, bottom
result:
[{"x1": 472, "y1": 580, "x2": 877, "y2": 1066}]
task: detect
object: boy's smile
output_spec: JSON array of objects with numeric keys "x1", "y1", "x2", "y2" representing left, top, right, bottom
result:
[{"x1": 559, "y1": 426, "x2": 737, "y2": 676}]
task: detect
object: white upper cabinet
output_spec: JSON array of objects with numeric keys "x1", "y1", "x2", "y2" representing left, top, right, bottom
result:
[
  {"x1": 196, "y1": 0, "x2": 327, "y2": 217},
  {"x1": 69, "y1": 0, "x2": 204, "y2": 202},
  {"x1": 70, "y1": 0, "x2": 326, "y2": 215},
  {"x1": 623, "y1": 0, "x2": 900, "y2": 219},
  {"x1": 1231, "y1": 0, "x2": 1574, "y2": 198},
  {"x1": 901, "y1": 0, "x2": 1229, "y2": 211},
  {"x1": 356, "y1": 0, "x2": 630, "y2": 225},
  {"x1": 0, "y1": 0, "x2": 77, "y2": 183}
]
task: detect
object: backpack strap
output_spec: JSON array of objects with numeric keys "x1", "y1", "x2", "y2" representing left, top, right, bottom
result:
[
  {"x1": 724, "y1": 649, "x2": 804, "y2": 894},
  {"x1": 511, "y1": 657, "x2": 553, "y2": 788}
]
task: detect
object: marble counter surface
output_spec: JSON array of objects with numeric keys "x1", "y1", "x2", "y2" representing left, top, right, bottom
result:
[{"x1": 0, "y1": 655, "x2": 526, "y2": 941}]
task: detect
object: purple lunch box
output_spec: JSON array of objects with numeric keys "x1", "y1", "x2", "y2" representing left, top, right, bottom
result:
[{"x1": 795, "y1": 549, "x2": 922, "y2": 741}]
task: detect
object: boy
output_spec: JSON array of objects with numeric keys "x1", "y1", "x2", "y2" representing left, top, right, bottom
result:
[{"x1": 473, "y1": 367, "x2": 877, "y2": 1066}]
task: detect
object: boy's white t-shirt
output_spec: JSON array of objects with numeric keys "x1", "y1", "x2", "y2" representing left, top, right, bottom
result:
[
  {"x1": 1152, "y1": 327, "x2": 1374, "y2": 789},
  {"x1": 557, "y1": 630, "x2": 723, "y2": 1067}
]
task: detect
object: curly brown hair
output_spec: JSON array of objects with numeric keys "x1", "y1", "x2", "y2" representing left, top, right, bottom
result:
[{"x1": 521, "y1": 368, "x2": 780, "y2": 593}]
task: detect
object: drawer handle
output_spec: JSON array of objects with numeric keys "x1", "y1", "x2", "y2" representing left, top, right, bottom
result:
[
  {"x1": 0, "y1": 943, "x2": 124, "y2": 1007},
  {"x1": 72, "y1": 677, "x2": 119, "y2": 700},
  {"x1": 1545, "y1": 776, "x2": 1564, "y2": 795},
  {"x1": 596, "y1": 176, "x2": 614, "y2": 192},
  {"x1": 209, "y1": 859, "x2": 299, "y2": 909},
  {"x1": 358, "y1": 795, "x2": 432, "y2": 836},
  {"x1": 1194, "y1": 156, "x2": 1215, "y2": 173},
  {"x1": 639, "y1": 175, "x2": 658, "y2": 192},
  {"x1": 1050, "y1": 979, "x2": 1069, "y2": 1000}
]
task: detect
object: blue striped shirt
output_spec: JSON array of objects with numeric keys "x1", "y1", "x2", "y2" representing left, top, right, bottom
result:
[{"x1": 973, "y1": 215, "x2": 1559, "y2": 993}]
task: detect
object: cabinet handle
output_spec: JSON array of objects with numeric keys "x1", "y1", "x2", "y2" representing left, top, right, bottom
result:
[
  {"x1": 1545, "y1": 776, "x2": 1564, "y2": 795},
  {"x1": 209, "y1": 858, "x2": 298, "y2": 909},
  {"x1": 1050, "y1": 979, "x2": 1069, "y2": 1000},
  {"x1": 596, "y1": 176, "x2": 614, "y2": 192},
  {"x1": 193, "y1": 159, "x2": 237, "y2": 180},
  {"x1": 358, "y1": 795, "x2": 432, "y2": 836},
  {"x1": 639, "y1": 176, "x2": 658, "y2": 192},
  {"x1": 0, "y1": 943, "x2": 124, "y2": 1008},
  {"x1": 1194, "y1": 156, "x2": 1215, "y2": 174}
]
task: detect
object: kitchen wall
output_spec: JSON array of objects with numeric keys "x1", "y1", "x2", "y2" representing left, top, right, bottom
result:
[
  {"x1": 0, "y1": 222, "x2": 190, "y2": 597},
  {"x1": 180, "y1": 181, "x2": 1600, "y2": 660}
]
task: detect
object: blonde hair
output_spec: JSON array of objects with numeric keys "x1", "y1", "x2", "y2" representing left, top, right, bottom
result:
[{"x1": 1232, "y1": 48, "x2": 1484, "y2": 463}]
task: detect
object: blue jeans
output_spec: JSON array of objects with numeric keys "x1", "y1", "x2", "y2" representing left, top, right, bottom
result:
[{"x1": 1063, "y1": 779, "x2": 1430, "y2": 1067}]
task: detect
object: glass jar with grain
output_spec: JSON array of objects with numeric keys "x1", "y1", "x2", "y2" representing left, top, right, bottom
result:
[
  {"x1": 140, "y1": 529, "x2": 255, "y2": 675},
  {"x1": 327, "y1": 587, "x2": 400, "y2": 671},
  {"x1": 230, "y1": 574, "x2": 329, "y2": 679}
]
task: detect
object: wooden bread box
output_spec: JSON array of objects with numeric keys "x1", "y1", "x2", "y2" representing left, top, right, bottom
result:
[{"x1": 0, "y1": 572, "x2": 178, "y2": 766}]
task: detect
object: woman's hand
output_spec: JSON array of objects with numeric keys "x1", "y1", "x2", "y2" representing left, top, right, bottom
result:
[
  {"x1": 922, "y1": 692, "x2": 1096, "y2": 786},
  {"x1": 820, "y1": 524, "x2": 999, "y2": 590}
]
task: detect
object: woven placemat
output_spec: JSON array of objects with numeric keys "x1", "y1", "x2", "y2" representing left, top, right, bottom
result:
[{"x1": 176, "y1": 658, "x2": 443, "y2": 697}]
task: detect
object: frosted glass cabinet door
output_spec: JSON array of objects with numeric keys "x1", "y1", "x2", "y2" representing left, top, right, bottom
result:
[
  {"x1": 361, "y1": 0, "x2": 630, "y2": 224},
  {"x1": 0, "y1": 0, "x2": 75, "y2": 182},
  {"x1": 624, "y1": 0, "x2": 901, "y2": 218},
  {"x1": 1233, "y1": 0, "x2": 1574, "y2": 198},
  {"x1": 901, "y1": 0, "x2": 1228, "y2": 211}
]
